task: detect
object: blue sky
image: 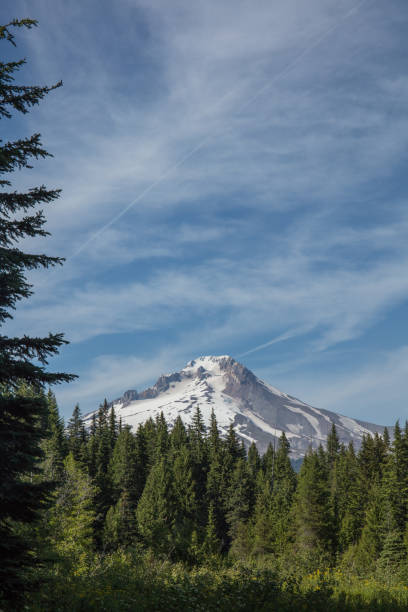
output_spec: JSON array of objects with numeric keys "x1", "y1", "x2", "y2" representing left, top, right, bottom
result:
[{"x1": 3, "y1": 0, "x2": 408, "y2": 424}]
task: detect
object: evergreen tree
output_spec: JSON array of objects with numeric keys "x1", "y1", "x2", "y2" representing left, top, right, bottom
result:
[
  {"x1": 189, "y1": 405, "x2": 207, "y2": 465},
  {"x1": 202, "y1": 501, "x2": 222, "y2": 558},
  {"x1": 383, "y1": 426, "x2": 390, "y2": 449},
  {"x1": 109, "y1": 405, "x2": 118, "y2": 451},
  {"x1": 66, "y1": 404, "x2": 87, "y2": 463},
  {"x1": 154, "y1": 411, "x2": 169, "y2": 460},
  {"x1": 247, "y1": 441, "x2": 261, "y2": 477},
  {"x1": 225, "y1": 422, "x2": 242, "y2": 465},
  {"x1": 109, "y1": 426, "x2": 137, "y2": 500},
  {"x1": 188, "y1": 406, "x2": 208, "y2": 527},
  {"x1": 294, "y1": 449, "x2": 334, "y2": 557},
  {"x1": 104, "y1": 490, "x2": 137, "y2": 550},
  {"x1": 170, "y1": 415, "x2": 188, "y2": 452},
  {"x1": 171, "y1": 444, "x2": 198, "y2": 559},
  {"x1": 261, "y1": 442, "x2": 275, "y2": 479},
  {"x1": 251, "y1": 469, "x2": 275, "y2": 556},
  {"x1": 270, "y1": 433, "x2": 297, "y2": 554},
  {"x1": 327, "y1": 423, "x2": 340, "y2": 469},
  {"x1": 357, "y1": 434, "x2": 380, "y2": 514},
  {"x1": 207, "y1": 408, "x2": 221, "y2": 460},
  {"x1": 86, "y1": 413, "x2": 98, "y2": 477},
  {"x1": 108, "y1": 424, "x2": 145, "y2": 529},
  {"x1": 336, "y1": 443, "x2": 362, "y2": 550},
  {"x1": 206, "y1": 448, "x2": 228, "y2": 552},
  {"x1": 226, "y1": 458, "x2": 253, "y2": 542},
  {"x1": 143, "y1": 417, "x2": 159, "y2": 470},
  {"x1": 48, "y1": 453, "x2": 96, "y2": 561},
  {"x1": 377, "y1": 529, "x2": 405, "y2": 583},
  {"x1": 136, "y1": 456, "x2": 176, "y2": 555},
  {"x1": 41, "y1": 389, "x2": 66, "y2": 482},
  {"x1": 355, "y1": 477, "x2": 385, "y2": 572},
  {"x1": 0, "y1": 19, "x2": 75, "y2": 604},
  {"x1": 93, "y1": 400, "x2": 114, "y2": 540}
]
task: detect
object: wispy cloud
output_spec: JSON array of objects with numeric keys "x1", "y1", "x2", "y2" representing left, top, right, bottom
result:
[
  {"x1": 263, "y1": 345, "x2": 408, "y2": 426},
  {"x1": 3, "y1": 0, "x2": 408, "y2": 420}
]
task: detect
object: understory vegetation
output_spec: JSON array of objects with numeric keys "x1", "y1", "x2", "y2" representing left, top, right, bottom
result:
[{"x1": 9, "y1": 391, "x2": 408, "y2": 610}]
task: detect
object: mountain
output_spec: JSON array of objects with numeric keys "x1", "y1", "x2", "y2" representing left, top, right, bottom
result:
[{"x1": 84, "y1": 355, "x2": 388, "y2": 458}]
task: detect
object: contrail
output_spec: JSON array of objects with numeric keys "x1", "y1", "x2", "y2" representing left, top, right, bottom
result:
[
  {"x1": 70, "y1": 0, "x2": 369, "y2": 260},
  {"x1": 238, "y1": 326, "x2": 309, "y2": 358}
]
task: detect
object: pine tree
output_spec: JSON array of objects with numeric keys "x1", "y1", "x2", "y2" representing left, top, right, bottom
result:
[
  {"x1": 141, "y1": 417, "x2": 158, "y2": 471},
  {"x1": 154, "y1": 411, "x2": 169, "y2": 460},
  {"x1": 336, "y1": 443, "x2": 362, "y2": 550},
  {"x1": 206, "y1": 449, "x2": 228, "y2": 552},
  {"x1": 86, "y1": 413, "x2": 98, "y2": 477},
  {"x1": 251, "y1": 469, "x2": 275, "y2": 556},
  {"x1": 171, "y1": 444, "x2": 198, "y2": 559},
  {"x1": 207, "y1": 408, "x2": 221, "y2": 460},
  {"x1": 189, "y1": 405, "x2": 207, "y2": 465},
  {"x1": 109, "y1": 405, "x2": 118, "y2": 451},
  {"x1": 41, "y1": 389, "x2": 66, "y2": 482},
  {"x1": 247, "y1": 442, "x2": 261, "y2": 477},
  {"x1": 136, "y1": 456, "x2": 176, "y2": 555},
  {"x1": 383, "y1": 426, "x2": 390, "y2": 449},
  {"x1": 0, "y1": 19, "x2": 75, "y2": 603},
  {"x1": 270, "y1": 433, "x2": 297, "y2": 554},
  {"x1": 294, "y1": 449, "x2": 334, "y2": 557},
  {"x1": 261, "y1": 442, "x2": 275, "y2": 479},
  {"x1": 355, "y1": 477, "x2": 385, "y2": 572},
  {"x1": 377, "y1": 529, "x2": 405, "y2": 583},
  {"x1": 188, "y1": 406, "x2": 208, "y2": 528},
  {"x1": 170, "y1": 415, "x2": 188, "y2": 452},
  {"x1": 48, "y1": 453, "x2": 96, "y2": 561},
  {"x1": 226, "y1": 458, "x2": 253, "y2": 542},
  {"x1": 104, "y1": 490, "x2": 137, "y2": 550},
  {"x1": 93, "y1": 400, "x2": 114, "y2": 541},
  {"x1": 108, "y1": 425, "x2": 145, "y2": 516},
  {"x1": 202, "y1": 501, "x2": 222, "y2": 558},
  {"x1": 327, "y1": 423, "x2": 340, "y2": 469},
  {"x1": 66, "y1": 404, "x2": 87, "y2": 463}
]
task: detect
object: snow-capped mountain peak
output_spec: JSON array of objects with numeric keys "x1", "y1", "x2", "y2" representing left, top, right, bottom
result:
[{"x1": 84, "y1": 355, "x2": 388, "y2": 458}]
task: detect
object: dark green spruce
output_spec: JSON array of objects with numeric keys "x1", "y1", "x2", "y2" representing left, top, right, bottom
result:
[{"x1": 0, "y1": 19, "x2": 75, "y2": 606}]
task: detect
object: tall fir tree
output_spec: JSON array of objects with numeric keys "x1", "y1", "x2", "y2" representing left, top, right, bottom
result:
[
  {"x1": 136, "y1": 456, "x2": 176, "y2": 556},
  {"x1": 48, "y1": 453, "x2": 97, "y2": 561},
  {"x1": 294, "y1": 448, "x2": 335, "y2": 560},
  {"x1": 335, "y1": 443, "x2": 362, "y2": 550},
  {"x1": 0, "y1": 19, "x2": 75, "y2": 604},
  {"x1": 66, "y1": 404, "x2": 87, "y2": 463},
  {"x1": 40, "y1": 389, "x2": 66, "y2": 482}
]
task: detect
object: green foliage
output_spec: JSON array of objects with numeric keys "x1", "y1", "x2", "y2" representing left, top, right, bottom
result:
[
  {"x1": 67, "y1": 404, "x2": 87, "y2": 464},
  {"x1": 136, "y1": 456, "x2": 176, "y2": 555},
  {"x1": 104, "y1": 490, "x2": 137, "y2": 549},
  {"x1": 41, "y1": 390, "x2": 66, "y2": 482},
  {"x1": 294, "y1": 449, "x2": 334, "y2": 558},
  {"x1": 47, "y1": 453, "x2": 97, "y2": 562},
  {"x1": 24, "y1": 551, "x2": 408, "y2": 612}
]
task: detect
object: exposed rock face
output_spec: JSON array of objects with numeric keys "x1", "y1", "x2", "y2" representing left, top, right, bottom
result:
[{"x1": 87, "y1": 355, "x2": 388, "y2": 459}]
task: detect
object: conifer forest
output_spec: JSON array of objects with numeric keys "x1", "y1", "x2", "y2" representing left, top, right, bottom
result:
[
  {"x1": 6, "y1": 389, "x2": 408, "y2": 610},
  {"x1": 3, "y1": 16, "x2": 408, "y2": 612}
]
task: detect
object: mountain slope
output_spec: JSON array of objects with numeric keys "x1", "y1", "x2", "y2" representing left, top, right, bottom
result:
[{"x1": 84, "y1": 355, "x2": 387, "y2": 458}]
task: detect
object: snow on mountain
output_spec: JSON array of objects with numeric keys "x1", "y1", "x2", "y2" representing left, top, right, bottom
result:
[{"x1": 83, "y1": 355, "x2": 388, "y2": 458}]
